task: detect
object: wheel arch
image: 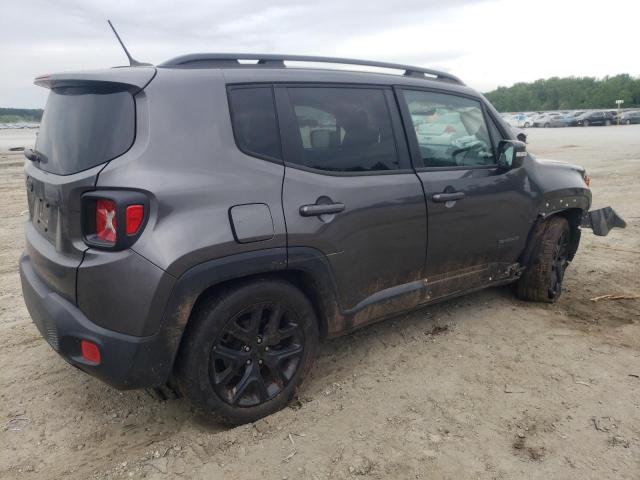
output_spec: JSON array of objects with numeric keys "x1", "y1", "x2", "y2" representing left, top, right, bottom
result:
[
  {"x1": 186, "y1": 268, "x2": 336, "y2": 341},
  {"x1": 158, "y1": 247, "x2": 341, "y2": 383},
  {"x1": 520, "y1": 207, "x2": 584, "y2": 267}
]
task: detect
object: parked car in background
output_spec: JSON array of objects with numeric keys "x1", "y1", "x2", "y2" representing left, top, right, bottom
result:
[
  {"x1": 533, "y1": 113, "x2": 568, "y2": 128},
  {"x1": 620, "y1": 110, "x2": 640, "y2": 125},
  {"x1": 531, "y1": 114, "x2": 546, "y2": 126},
  {"x1": 505, "y1": 114, "x2": 534, "y2": 128},
  {"x1": 564, "y1": 111, "x2": 585, "y2": 126},
  {"x1": 575, "y1": 111, "x2": 615, "y2": 126}
]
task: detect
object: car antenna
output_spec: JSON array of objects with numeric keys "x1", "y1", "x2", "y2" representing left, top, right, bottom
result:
[{"x1": 107, "y1": 20, "x2": 152, "y2": 67}]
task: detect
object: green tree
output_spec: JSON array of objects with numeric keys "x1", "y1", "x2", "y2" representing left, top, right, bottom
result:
[{"x1": 484, "y1": 75, "x2": 640, "y2": 112}]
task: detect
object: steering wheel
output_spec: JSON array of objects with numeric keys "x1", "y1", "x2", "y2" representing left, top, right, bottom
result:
[{"x1": 449, "y1": 142, "x2": 485, "y2": 165}]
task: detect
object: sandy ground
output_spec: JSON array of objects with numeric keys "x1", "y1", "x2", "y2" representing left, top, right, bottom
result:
[{"x1": 0, "y1": 126, "x2": 638, "y2": 479}]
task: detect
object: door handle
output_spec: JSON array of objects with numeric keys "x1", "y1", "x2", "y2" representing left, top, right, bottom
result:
[
  {"x1": 432, "y1": 192, "x2": 465, "y2": 203},
  {"x1": 299, "y1": 202, "x2": 345, "y2": 217}
]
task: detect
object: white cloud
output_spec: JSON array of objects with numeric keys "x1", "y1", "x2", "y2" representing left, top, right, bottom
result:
[{"x1": 0, "y1": 0, "x2": 637, "y2": 107}]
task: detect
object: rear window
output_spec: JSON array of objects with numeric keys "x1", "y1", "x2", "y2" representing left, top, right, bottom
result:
[
  {"x1": 228, "y1": 87, "x2": 282, "y2": 161},
  {"x1": 285, "y1": 87, "x2": 400, "y2": 172},
  {"x1": 35, "y1": 86, "x2": 135, "y2": 175}
]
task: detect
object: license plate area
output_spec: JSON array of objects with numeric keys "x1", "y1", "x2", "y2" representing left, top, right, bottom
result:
[
  {"x1": 34, "y1": 198, "x2": 51, "y2": 231},
  {"x1": 27, "y1": 177, "x2": 58, "y2": 241}
]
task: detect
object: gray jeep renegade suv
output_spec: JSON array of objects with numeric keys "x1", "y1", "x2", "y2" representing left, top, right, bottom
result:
[{"x1": 20, "y1": 54, "x2": 625, "y2": 424}]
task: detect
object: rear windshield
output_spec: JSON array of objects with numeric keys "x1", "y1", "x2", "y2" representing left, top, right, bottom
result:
[{"x1": 35, "y1": 86, "x2": 135, "y2": 175}]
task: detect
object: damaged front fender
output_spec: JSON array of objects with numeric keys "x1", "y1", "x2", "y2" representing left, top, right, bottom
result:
[{"x1": 580, "y1": 207, "x2": 626, "y2": 236}]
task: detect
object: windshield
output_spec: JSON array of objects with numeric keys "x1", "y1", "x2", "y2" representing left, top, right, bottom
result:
[{"x1": 35, "y1": 85, "x2": 135, "y2": 175}]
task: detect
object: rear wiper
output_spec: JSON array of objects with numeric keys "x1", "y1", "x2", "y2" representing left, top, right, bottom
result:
[{"x1": 24, "y1": 148, "x2": 47, "y2": 164}]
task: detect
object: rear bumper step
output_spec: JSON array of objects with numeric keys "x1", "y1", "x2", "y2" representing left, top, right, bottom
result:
[{"x1": 581, "y1": 207, "x2": 626, "y2": 236}]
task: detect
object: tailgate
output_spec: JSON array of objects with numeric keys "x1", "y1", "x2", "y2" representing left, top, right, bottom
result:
[
  {"x1": 24, "y1": 162, "x2": 101, "y2": 301},
  {"x1": 23, "y1": 66, "x2": 155, "y2": 302}
]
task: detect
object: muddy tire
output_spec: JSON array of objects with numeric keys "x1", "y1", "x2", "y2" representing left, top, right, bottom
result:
[
  {"x1": 176, "y1": 278, "x2": 319, "y2": 425},
  {"x1": 516, "y1": 217, "x2": 570, "y2": 303}
]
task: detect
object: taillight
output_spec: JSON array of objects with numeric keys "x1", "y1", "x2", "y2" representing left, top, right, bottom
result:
[
  {"x1": 82, "y1": 191, "x2": 149, "y2": 250},
  {"x1": 96, "y1": 199, "x2": 117, "y2": 244},
  {"x1": 126, "y1": 205, "x2": 144, "y2": 235}
]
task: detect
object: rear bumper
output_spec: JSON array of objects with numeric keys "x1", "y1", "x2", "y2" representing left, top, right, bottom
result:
[{"x1": 19, "y1": 253, "x2": 173, "y2": 389}]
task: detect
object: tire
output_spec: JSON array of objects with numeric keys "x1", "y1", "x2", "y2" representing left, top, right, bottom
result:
[
  {"x1": 604, "y1": 119, "x2": 611, "y2": 126},
  {"x1": 544, "y1": 123, "x2": 550, "y2": 128},
  {"x1": 516, "y1": 216, "x2": 571, "y2": 303},
  {"x1": 176, "y1": 278, "x2": 319, "y2": 425},
  {"x1": 625, "y1": 119, "x2": 631, "y2": 125},
  {"x1": 583, "y1": 119, "x2": 590, "y2": 127},
  {"x1": 524, "y1": 122, "x2": 530, "y2": 128}
]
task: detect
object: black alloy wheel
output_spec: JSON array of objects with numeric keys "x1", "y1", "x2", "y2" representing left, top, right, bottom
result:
[
  {"x1": 548, "y1": 230, "x2": 569, "y2": 301},
  {"x1": 176, "y1": 279, "x2": 319, "y2": 425},
  {"x1": 210, "y1": 303, "x2": 304, "y2": 407}
]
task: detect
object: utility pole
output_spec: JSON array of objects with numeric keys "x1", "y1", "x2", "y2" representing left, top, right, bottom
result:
[{"x1": 615, "y1": 99, "x2": 624, "y2": 125}]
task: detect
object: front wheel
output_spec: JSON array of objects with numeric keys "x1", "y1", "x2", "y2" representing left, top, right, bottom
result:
[
  {"x1": 583, "y1": 119, "x2": 590, "y2": 126},
  {"x1": 176, "y1": 279, "x2": 319, "y2": 425},
  {"x1": 516, "y1": 217, "x2": 571, "y2": 303},
  {"x1": 604, "y1": 119, "x2": 612, "y2": 126},
  {"x1": 524, "y1": 122, "x2": 530, "y2": 128},
  {"x1": 544, "y1": 122, "x2": 550, "y2": 128}
]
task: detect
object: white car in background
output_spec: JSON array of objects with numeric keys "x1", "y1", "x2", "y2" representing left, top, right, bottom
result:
[{"x1": 501, "y1": 113, "x2": 534, "y2": 128}]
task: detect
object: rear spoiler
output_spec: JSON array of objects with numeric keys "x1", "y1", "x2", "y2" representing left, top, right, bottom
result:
[{"x1": 34, "y1": 67, "x2": 156, "y2": 94}]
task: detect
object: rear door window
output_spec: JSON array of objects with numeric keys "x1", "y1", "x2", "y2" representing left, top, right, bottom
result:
[
  {"x1": 35, "y1": 86, "x2": 135, "y2": 175},
  {"x1": 228, "y1": 86, "x2": 282, "y2": 161},
  {"x1": 284, "y1": 87, "x2": 400, "y2": 172},
  {"x1": 401, "y1": 90, "x2": 496, "y2": 168}
]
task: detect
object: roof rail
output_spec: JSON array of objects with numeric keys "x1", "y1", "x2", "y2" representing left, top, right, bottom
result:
[{"x1": 158, "y1": 53, "x2": 464, "y2": 85}]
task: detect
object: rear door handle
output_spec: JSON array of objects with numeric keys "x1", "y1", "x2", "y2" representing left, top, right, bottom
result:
[
  {"x1": 432, "y1": 192, "x2": 465, "y2": 203},
  {"x1": 299, "y1": 202, "x2": 345, "y2": 217}
]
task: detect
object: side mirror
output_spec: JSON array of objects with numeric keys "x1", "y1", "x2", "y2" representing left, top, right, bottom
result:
[{"x1": 497, "y1": 140, "x2": 526, "y2": 169}]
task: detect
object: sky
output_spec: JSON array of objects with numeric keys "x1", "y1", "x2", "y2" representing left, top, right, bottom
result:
[{"x1": 1, "y1": 0, "x2": 638, "y2": 108}]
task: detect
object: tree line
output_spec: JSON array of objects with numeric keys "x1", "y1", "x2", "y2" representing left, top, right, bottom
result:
[
  {"x1": 484, "y1": 74, "x2": 640, "y2": 112},
  {"x1": 0, "y1": 108, "x2": 43, "y2": 123}
]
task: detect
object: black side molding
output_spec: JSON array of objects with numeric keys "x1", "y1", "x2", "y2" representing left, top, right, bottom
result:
[{"x1": 580, "y1": 207, "x2": 626, "y2": 236}]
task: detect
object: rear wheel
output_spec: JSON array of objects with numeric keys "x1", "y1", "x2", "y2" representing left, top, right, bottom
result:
[
  {"x1": 524, "y1": 122, "x2": 530, "y2": 128},
  {"x1": 544, "y1": 122, "x2": 550, "y2": 128},
  {"x1": 583, "y1": 119, "x2": 590, "y2": 127},
  {"x1": 604, "y1": 119, "x2": 612, "y2": 126},
  {"x1": 625, "y1": 119, "x2": 631, "y2": 125},
  {"x1": 516, "y1": 217, "x2": 571, "y2": 303},
  {"x1": 176, "y1": 279, "x2": 319, "y2": 425}
]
